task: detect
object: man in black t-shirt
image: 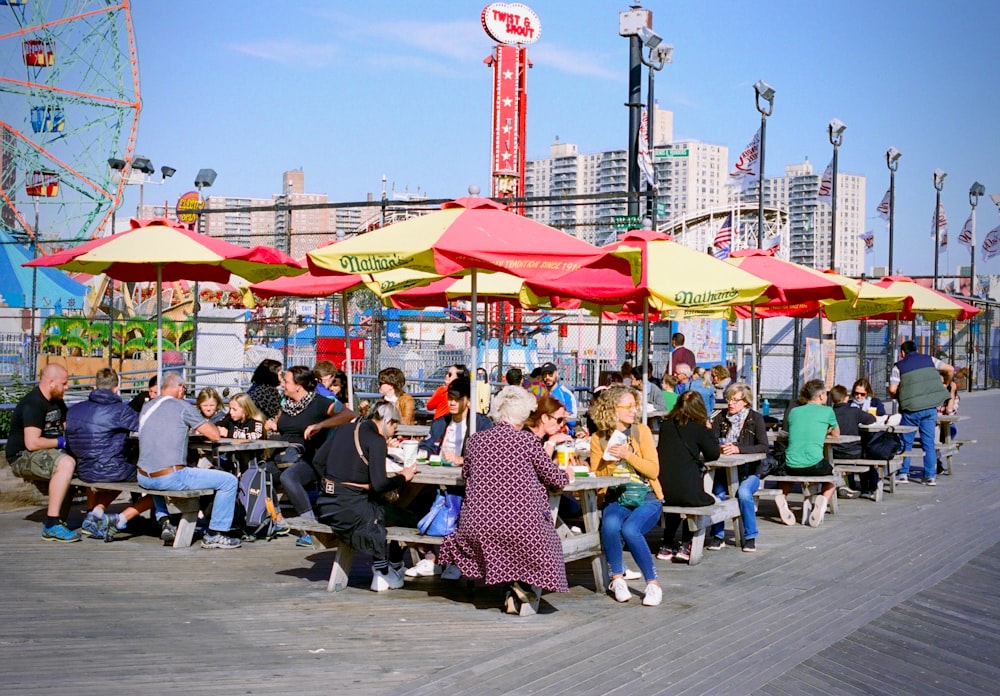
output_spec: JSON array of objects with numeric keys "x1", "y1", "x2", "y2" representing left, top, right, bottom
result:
[
  {"x1": 127, "y1": 375, "x2": 157, "y2": 413},
  {"x1": 5, "y1": 364, "x2": 80, "y2": 542}
]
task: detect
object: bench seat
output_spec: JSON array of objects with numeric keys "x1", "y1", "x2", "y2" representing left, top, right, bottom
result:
[
  {"x1": 282, "y1": 516, "x2": 444, "y2": 592},
  {"x1": 832, "y1": 456, "x2": 906, "y2": 502},
  {"x1": 662, "y1": 498, "x2": 741, "y2": 565},
  {"x1": 764, "y1": 475, "x2": 839, "y2": 523}
]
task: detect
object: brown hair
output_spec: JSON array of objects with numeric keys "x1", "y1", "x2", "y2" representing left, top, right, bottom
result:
[
  {"x1": 667, "y1": 390, "x2": 708, "y2": 428},
  {"x1": 829, "y1": 384, "x2": 849, "y2": 403},
  {"x1": 524, "y1": 394, "x2": 565, "y2": 429},
  {"x1": 798, "y1": 379, "x2": 827, "y2": 404},
  {"x1": 377, "y1": 366, "x2": 406, "y2": 395},
  {"x1": 591, "y1": 384, "x2": 640, "y2": 435},
  {"x1": 711, "y1": 364, "x2": 730, "y2": 382}
]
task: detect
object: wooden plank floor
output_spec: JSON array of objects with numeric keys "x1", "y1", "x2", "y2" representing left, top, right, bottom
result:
[{"x1": 0, "y1": 391, "x2": 997, "y2": 696}]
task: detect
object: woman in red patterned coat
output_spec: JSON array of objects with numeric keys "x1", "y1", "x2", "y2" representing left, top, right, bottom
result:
[{"x1": 437, "y1": 386, "x2": 569, "y2": 615}]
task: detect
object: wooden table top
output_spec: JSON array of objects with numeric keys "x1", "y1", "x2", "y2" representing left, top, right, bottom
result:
[{"x1": 412, "y1": 463, "x2": 627, "y2": 490}]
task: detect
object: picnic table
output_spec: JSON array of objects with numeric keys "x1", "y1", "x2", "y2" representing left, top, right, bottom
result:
[
  {"x1": 189, "y1": 437, "x2": 296, "y2": 470},
  {"x1": 411, "y1": 463, "x2": 627, "y2": 592},
  {"x1": 707, "y1": 452, "x2": 767, "y2": 499}
]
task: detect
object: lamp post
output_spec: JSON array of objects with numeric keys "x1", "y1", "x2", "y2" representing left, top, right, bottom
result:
[
  {"x1": 827, "y1": 118, "x2": 846, "y2": 273},
  {"x1": 966, "y1": 182, "x2": 984, "y2": 392},
  {"x1": 754, "y1": 81, "x2": 775, "y2": 248},
  {"x1": 932, "y1": 168, "x2": 947, "y2": 291},
  {"x1": 620, "y1": 4, "x2": 652, "y2": 220},
  {"x1": 191, "y1": 168, "x2": 217, "y2": 374},
  {"x1": 886, "y1": 147, "x2": 901, "y2": 275},
  {"x1": 109, "y1": 156, "x2": 176, "y2": 216},
  {"x1": 638, "y1": 28, "x2": 673, "y2": 228}
]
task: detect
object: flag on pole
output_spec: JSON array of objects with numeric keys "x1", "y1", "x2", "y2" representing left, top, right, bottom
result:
[
  {"x1": 932, "y1": 201, "x2": 948, "y2": 240},
  {"x1": 876, "y1": 189, "x2": 891, "y2": 220},
  {"x1": 957, "y1": 214, "x2": 974, "y2": 249},
  {"x1": 637, "y1": 106, "x2": 656, "y2": 190},
  {"x1": 859, "y1": 230, "x2": 874, "y2": 254},
  {"x1": 816, "y1": 160, "x2": 834, "y2": 205},
  {"x1": 713, "y1": 214, "x2": 733, "y2": 259},
  {"x1": 765, "y1": 233, "x2": 781, "y2": 252},
  {"x1": 982, "y1": 224, "x2": 1000, "y2": 261},
  {"x1": 728, "y1": 129, "x2": 760, "y2": 193},
  {"x1": 977, "y1": 274, "x2": 990, "y2": 297}
]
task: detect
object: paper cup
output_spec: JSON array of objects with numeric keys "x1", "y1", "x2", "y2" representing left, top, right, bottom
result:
[{"x1": 400, "y1": 440, "x2": 419, "y2": 465}]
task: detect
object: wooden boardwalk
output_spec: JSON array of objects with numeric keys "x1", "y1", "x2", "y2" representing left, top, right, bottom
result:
[{"x1": 1, "y1": 391, "x2": 997, "y2": 696}]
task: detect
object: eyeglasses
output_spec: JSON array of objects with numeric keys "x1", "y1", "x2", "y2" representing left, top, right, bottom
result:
[
  {"x1": 852, "y1": 391, "x2": 866, "y2": 397},
  {"x1": 616, "y1": 404, "x2": 638, "y2": 411},
  {"x1": 727, "y1": 397, "x2": 744, "y2": 403}
]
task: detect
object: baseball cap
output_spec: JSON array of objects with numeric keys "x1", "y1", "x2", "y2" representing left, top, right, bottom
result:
[
  {"x1": 540, "y1": 362, "x2": 558, "y2": 374},
  {"x1": 447, "y1": 376, "x2": 471, "y2": 399}
]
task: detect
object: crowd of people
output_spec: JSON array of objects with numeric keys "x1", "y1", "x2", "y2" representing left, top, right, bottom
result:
[{"x1": 6, "y1": 334, "x2": 958, "y2": 615}]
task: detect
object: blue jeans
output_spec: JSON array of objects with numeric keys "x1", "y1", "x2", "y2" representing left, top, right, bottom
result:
[
  {"x1": 900, "y1": 407, "x2": 938, "y2": 479},
  {"x1": 600, "y1": 496, "x2": 661, "y2": 582},
  {"x1": 139, "y1": 466, "x2": 238, "y2": 532},
  {"x1": 711, "y1": 475, "x2": 761, "y2": 541}
]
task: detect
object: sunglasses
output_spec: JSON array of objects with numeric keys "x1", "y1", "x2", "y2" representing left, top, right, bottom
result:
[
  {"x1": 853, "y1": 391, "x2": 867, "y2": 397},
  {"x1": 545, "y1": 414, "x2": 566, "y2": 424},
  {"x1": 616, "y1": 404, "x2": 638, "y2": 411}
]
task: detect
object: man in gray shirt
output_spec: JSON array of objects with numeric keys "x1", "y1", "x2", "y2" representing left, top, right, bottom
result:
[{"x1": 137, "y1": 371, "x2": 240, "y2": 549}]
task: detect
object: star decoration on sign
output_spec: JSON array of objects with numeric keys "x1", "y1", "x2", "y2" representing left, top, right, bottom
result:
[
  {"x1": 502, "y1": 97, "x2": 513, "y2": 107},
  {"x1": 501, "y1": 124, "x2": 512, "y2": 134},
  {"x1": 503, "y1": 69, "x2": 513, "y2": 80}
]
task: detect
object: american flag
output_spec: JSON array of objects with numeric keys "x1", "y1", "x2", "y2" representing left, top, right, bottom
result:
[
  {"x1": 876, "y1": 189, "x2": 891, "y2": 220},
  {"x1": 713, "y1": 214, "x2": 732, "y2": 259}
]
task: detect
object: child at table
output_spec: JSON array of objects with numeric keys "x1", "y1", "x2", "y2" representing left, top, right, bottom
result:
[{"x1": 938, "y1": 369, "x2": 960, "y2": 442}]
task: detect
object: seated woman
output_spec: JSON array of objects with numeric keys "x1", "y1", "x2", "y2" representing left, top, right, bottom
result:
[
  {"x1": 709, "y1": 382, "x2": 769, "y2": 552},
  {"x1": 657, "y1": 391, "x2": 719, "y2": 563},
  {"x1": 849, "y1": 378, "x2": 885, "y2": 417},
  {"x1": 196, "y1": 387, "x2": 226, "y2": 424},
  {"x1": 779, "y1": 379, "x2": 840, "y2": 527},
  {"x1": 314, "y1": 402, "x2": 417, "y2": 592},
  {"x1": 378, "y1": 367, "x2": 414, "y2": 425},
  {"x1": 426, "y1": 364, "x2": 468, "y2": 420},
  {"x1": 589, "y1": 384, "x2": 663, "y2": 607},
  {"x1": 437, "y1": 386, "x2": 569, "y2": 615},
  {"x1": 266, "y1": 366, "x2": 354, "y2": 547},
  {"x1": 406, "y1": 376, "x2": 490, "y2": 579},
  {"x1": 247, "y1": 359, "x2": 282, "y2": 421},
  {"x1": 711, "y1": 365, "x2": 732, "y2": 402}
]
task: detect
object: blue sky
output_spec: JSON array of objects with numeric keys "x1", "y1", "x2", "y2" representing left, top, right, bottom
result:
[{"x1": 128, "y1": 1, "x2": 1000, "y2": 280}]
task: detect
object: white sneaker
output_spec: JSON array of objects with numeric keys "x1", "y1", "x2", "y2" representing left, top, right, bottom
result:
[
  {"x1": 370, "y1": 566, "x2": 405, "y2": 592},
  {"x1": 807, "y1": 495, "x2": 829, "y2": 527},
  {"x1": 642, "y1": 583, "x2": 662, "y2": 607},
  {"x1": 774, "y1": 493, "x2": 796, "y2": 526},
  {"x1": 622, "y1": 567, "x2": 642, "y2": 581},
  {"x1": 404, "y1": 558, "x2": 442, "y2": 578},
  {"x1": 609, "y1": 577, "x2": 631, "y2": 603},
  {"x1": 440, "y1": 563, "x2": 461, "y2": 580}
]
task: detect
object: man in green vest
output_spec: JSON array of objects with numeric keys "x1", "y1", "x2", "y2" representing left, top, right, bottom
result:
[{"x1": 888, "y1": 341, "x2": 952, "y2": 486}]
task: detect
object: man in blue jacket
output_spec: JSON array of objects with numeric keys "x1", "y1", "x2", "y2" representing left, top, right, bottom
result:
[{"x1": 66, "y1": 368, "x2": 167, "y2": 542}]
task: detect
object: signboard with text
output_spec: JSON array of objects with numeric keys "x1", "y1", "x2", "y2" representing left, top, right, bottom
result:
[{"x1": 481, "y1": 3, "x2": 540, "y2": 45}]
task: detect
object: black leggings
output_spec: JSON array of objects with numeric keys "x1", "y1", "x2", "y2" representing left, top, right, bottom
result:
[{"x1": 280, "y1": 460, "x2": 319, "y2": 518}]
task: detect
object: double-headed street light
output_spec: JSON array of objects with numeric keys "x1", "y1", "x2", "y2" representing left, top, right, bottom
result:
[
  {"x1": 886, "y1": 147, "x2": 901, "y2": 274},
  {"x1": 968, "y1": 182, "x2": 985, "y2": 296},
  {"x1": 754, "y1": 80, "x2": 775, "y2": 249},
  {"x1": 638, "y1": 26, "x2": 673, "y2": 229},
  {"x1": 827, "y1": 118, "x2": 846, "y2": 273},
  {"x1": 109, "y1": 156, "x2": 176, "y2": 215},
  {"x1": 933, "y1": 168, "x2": 947, "y2": 290}
]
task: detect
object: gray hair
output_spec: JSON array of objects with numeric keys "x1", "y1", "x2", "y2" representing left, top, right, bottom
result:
[
  {"x1": 674, "y1": 363, "x2": 693, "y2": 377},
  {"x1": 370, "y1": 400, "x2": 401, "y2": 424},
  {"x1": 161, "y1": 371, "x2": 184, "y2": 390},
  {"x1": 492, "y1": 386, "x2": 536, "y2": 426}
]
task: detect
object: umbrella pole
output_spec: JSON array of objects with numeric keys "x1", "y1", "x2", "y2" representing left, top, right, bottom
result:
[
  {"x1": 156, "y1": 264, "x2": 163, "y2": 392},
  {"x1": 341, "y1": 293, "x2": 354, "y2": 407},
  {"x1": 751, "y1": 304, "x2": 760, "y2": 409},
  {"x1": 469, "y1": 269, "x2": 479, "y2": 437},
  {"x1": 641, "y1": 298, "x2": 650, "y2": 425}
]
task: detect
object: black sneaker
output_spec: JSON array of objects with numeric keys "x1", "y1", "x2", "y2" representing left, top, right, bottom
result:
[
  {"x1": 705, "y1": 536, "x2": 724, "y2": 551},
  {"x1": 742, "y1": 538, "x2": 757, "y2": 553},
  {"x1": 160, "y1": 519, "x2": 177, "y2": 543},
  {"x1": 672, "y1": 544, "x2": 691, "y2": 563}
]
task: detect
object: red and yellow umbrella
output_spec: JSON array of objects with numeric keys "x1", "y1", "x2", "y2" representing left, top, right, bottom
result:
[{"x1": 871, "y1": 276, "x2": 981, "y2": 321}]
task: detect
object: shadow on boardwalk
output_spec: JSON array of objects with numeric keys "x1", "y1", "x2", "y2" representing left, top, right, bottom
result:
[{"x1": 1, "y1": 392, "x2": 997, "y2": 696}]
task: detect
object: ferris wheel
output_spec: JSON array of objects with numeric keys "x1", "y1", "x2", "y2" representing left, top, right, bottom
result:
[{"x1": 0, "y1": 0, "x2": 140, "y2": 247}]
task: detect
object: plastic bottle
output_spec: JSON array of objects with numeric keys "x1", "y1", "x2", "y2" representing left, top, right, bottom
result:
[{"x1": 762, "y1": 398, "x2": 770, "y2": 417}]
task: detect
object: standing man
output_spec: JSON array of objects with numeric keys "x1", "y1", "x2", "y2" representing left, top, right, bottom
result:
[
  {"x1": 137, "y1": 371, "x2": 241, "y2": 549},
  {"x1": 888, "y1": 341, "x2": 953, "y2": 486},
  {"x1": 669, "y1": 333, "x2": 696, "y2": 373},
  {"x1": 6, "y1": 364, "x2": 79, "y2": 542},
  {"x1": 67, "y1": 368, "x2": 166, "y2": 542}
]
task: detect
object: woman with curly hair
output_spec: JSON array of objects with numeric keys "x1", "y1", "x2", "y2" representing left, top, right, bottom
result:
[{"x1": 589, "y1": 384, "x2": 663, "y2": 607}]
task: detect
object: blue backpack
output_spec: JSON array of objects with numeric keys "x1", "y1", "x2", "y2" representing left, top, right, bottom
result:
[{"x1": 237, "y1": 459, "x2": 278, "y2": 539}]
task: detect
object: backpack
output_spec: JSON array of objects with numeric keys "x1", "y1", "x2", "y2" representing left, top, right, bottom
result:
[
  {"x1": 863, "y1": 429, "x2": 902, "y2": 461},
  {"x1": 236, "y1": 458, "x2": 279, "y2": 539}
]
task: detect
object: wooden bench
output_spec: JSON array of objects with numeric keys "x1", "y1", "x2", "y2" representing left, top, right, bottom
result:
[
  {"x1": 833, "y1": 456, "x2": 906, "y2": 502},
  {"x1": 763, "y1": 475, "x2": 839, "y2": 524},
  {"x1": 68, "y1": 478, "x2": 212, "y2": 548},
  {"x1": 661, "y1": 498, "x2": 741, "y2": 566},
  {"x1": 906, "y1": 444, "x2": 959, "y2": 475},
  {"x1": 283, "y1": 516, "x2": 444, "y2": 592}
]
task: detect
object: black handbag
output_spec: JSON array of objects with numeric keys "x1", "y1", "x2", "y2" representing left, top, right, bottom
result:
[
  {"x1": 863, "y1": 428, "x2": 902, "y2": 461},
  {"x1": 756, "y1": 439, "x2": 786, "y2": 478}
]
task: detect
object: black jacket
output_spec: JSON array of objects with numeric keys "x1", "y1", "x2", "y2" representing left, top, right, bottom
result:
[
  {"x1": 66, "y1": 389, "x2": 140, "y2": 482},
  {"x1": 657, "y1": 418, "x2": 719, "y2": 507}
]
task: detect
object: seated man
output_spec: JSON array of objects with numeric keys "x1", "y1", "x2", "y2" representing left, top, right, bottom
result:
[
  {"x1": 136, "y1": 371, "x2": 241, "y2": 549},
  {"x1": 6, "y1": 364, "x2": 79, "y2": 542},
  {"x1": 66, "y1": 368, "x2": 168, "y2": 542},
  {"x1": 829, "y1": 384, "x2": 877, "y2": 499},
  {"x1": 128, "y1": 375, "x2": 158, "y2": 413}
]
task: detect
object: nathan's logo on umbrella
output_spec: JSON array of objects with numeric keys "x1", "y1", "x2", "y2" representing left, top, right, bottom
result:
[
  {"x1": 673, "y1": 288, "x2": 740, "y2": 306},
  {"x1": 338, "y1": 253, "x2": 413, "y2": 274}
]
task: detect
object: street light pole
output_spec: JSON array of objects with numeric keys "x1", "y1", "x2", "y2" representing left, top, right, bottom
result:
[
  {"x1": 638, "y1": 34, "x2": 672, "y2": 229},
  {"x1": 620, "y1": 5, "x2": 652, "y2": 221},
  {"x1": 828, "y1": 119, "x2": 846, "y2": 273},
  {"x1": 886, "y1": 147, "x2": 901, "y2": 275},
  {"x1": 933, "y1": 168, "x2": 947, "y2": 291},
  {"x1": 966, "y1": 182, "x2": 984, "y2": 392},
  {"x1": 754, "y1": 81, "x2": 775, "y2": 249}
]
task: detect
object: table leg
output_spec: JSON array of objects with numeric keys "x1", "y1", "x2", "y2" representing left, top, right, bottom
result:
[{"x1": 580, "y1": 490, "x2": 607, "y2": 592}]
